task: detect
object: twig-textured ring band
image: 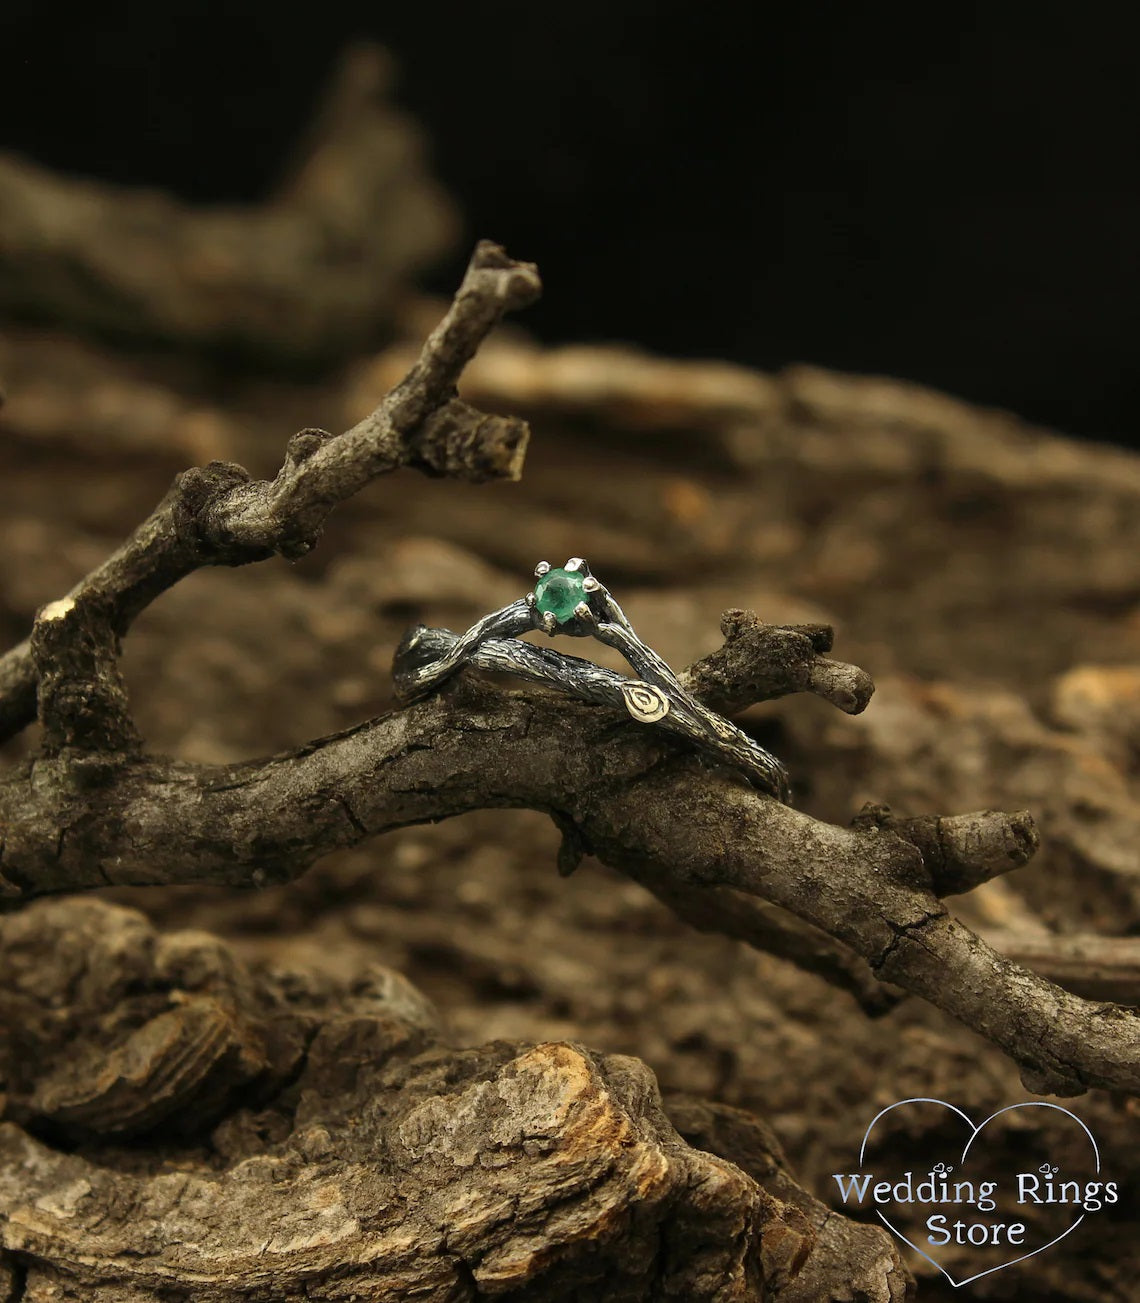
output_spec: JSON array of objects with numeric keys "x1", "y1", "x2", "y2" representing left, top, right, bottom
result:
[{"x1": 394, "y1": 558, "x2": 791, "y2": 803}]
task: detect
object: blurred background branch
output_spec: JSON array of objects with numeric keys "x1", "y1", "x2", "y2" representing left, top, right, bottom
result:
[{"x1": 0, "y1": 20, "x2": 1138, "y2": 1301}]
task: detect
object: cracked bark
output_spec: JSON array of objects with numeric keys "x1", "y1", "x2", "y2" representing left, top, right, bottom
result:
[
  {"x1": 3, "y1": 230, "x2": 1140, "y2": 1299},
  {"x1": 0, "y1": 248, "x2": 1135, "y2": 1110},
  {"x1": 0, "y1": 239, "x2": 536, "y2": 747},
  {"x1": 4, "y1": 898, "x2": 890, "y2": 1301}
]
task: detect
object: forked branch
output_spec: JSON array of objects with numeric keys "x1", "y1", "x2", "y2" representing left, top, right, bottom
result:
[{"x1": 0, "y1": 244, "x2": 1136, "y2": 1100}]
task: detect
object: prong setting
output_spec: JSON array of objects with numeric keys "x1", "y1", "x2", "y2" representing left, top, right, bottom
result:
[{"x1": 399, "y1": 557, "x2": 791, "y2": 802}]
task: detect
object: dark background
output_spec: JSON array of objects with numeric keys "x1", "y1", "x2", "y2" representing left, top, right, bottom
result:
[{"x1": 4, "y1": 2, "x2": 1137, "y2": 444}]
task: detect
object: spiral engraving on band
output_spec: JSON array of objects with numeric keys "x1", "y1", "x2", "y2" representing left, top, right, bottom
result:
[
  {"x1": 620, "y1": 680, "x2": 671, "y2": 723},
  {"x1": 394, "y1": 557, "x2": 792, "y2": 802}
]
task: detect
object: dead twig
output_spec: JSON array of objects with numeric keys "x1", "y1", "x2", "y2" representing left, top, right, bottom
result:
[{"x1": 1, "y1": 244, "x2": 1135, "y2": 1101}]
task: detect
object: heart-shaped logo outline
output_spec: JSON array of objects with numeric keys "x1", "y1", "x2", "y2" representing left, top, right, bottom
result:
[{"x1": 859, "y1": 1097, "x2": 1100, "y2": 1288}]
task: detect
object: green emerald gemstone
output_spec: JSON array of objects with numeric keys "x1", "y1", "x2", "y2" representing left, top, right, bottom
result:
[{"x1": 534, "y1": 567, "x2": 587, "y2": 624}]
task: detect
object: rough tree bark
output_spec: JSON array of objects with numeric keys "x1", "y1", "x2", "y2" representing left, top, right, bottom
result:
[
  {"x1": 0, "y1": 238, "x2": 1136, "y2": 1106},
  {"x1": 2, "y1": 220, "x2": 1139, "y2": 1298},
  {"x1": 0, "y1": 897, "x2": 910, "y2": 1302},
  {"x1": 0, "y1": 234, "x2": 1136, "y2": 1089}
]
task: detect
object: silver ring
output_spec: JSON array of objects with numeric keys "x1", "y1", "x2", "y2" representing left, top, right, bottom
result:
[{"x1": 393, "y1": 558, "x2": 791, "y2": 802}]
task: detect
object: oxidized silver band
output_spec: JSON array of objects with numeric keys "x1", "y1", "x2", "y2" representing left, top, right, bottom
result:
[{"x1": 394, "y1": 558, "x2": 791, "y2": 803}]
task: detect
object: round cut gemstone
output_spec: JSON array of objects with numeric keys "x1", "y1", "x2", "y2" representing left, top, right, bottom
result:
[{"x1": 534, "y1": 567, "x2": 587, "y2": 624}]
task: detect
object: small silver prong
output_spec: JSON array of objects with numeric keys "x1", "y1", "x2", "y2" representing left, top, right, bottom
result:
[
  {"x1": 564, "y1": 557, "x2": 586, "y2": 572},
  {"x1": 525, "y1": 591, "x2": 536, "y2": 608},
  {"x1": 573, "y1": 602, "x2": 596, "y2": 626},
  {"x1": 534, "y1": 561, "x2": 551, "y2": 578},
  {"x1": 582, "y1": 576, "x2": 601, "y2": 592},
  {"x1": 541, "y1": 611, "x2": 558, "y2": 636}
]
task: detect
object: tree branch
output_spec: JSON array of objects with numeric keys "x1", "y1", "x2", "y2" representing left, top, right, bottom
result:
[
  {"x1": 29, "y1": 595, "x2": 140, "y2": 758},
  {"x1": 981, "y1": 929, "x2": 1140, "y2": 1005},
  {"x1": 851, "y1": 802, "x2": 1040, "y2": 896},
  {"x1": 0, "y1": 241, "x2": 539, "y2": 746},
  {"x1": 2, "y1": 242, "x2": 1135, "y2": 1104},
  {"x1": 1, "y1": 658, "x2": 1136, "y2": 1094},
  {"x1": 680, "y1": 610, "x2": 874, "y2": 715},
  {"x1": 628, "y1": 876, "x2": 904, "y2": 1016}
]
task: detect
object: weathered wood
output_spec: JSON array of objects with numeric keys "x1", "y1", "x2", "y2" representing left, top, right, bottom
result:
[
  {"x1": 0, "y1": 240, "x2": 538, "y2": 746},
  {"x1": 0, "y1": 900, "x2": 905, "y2": 1301},
  {"x1": 0, "y1": 246, "x2": 1134, "y2": 1102},
  {"x1": 3, "y1": 164, "x2": 1140, "y2": 1298}
]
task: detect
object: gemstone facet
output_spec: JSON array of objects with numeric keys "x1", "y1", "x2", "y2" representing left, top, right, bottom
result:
[{"x1": 534, "y1": 567, "x2": 587, "y2": 624}]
